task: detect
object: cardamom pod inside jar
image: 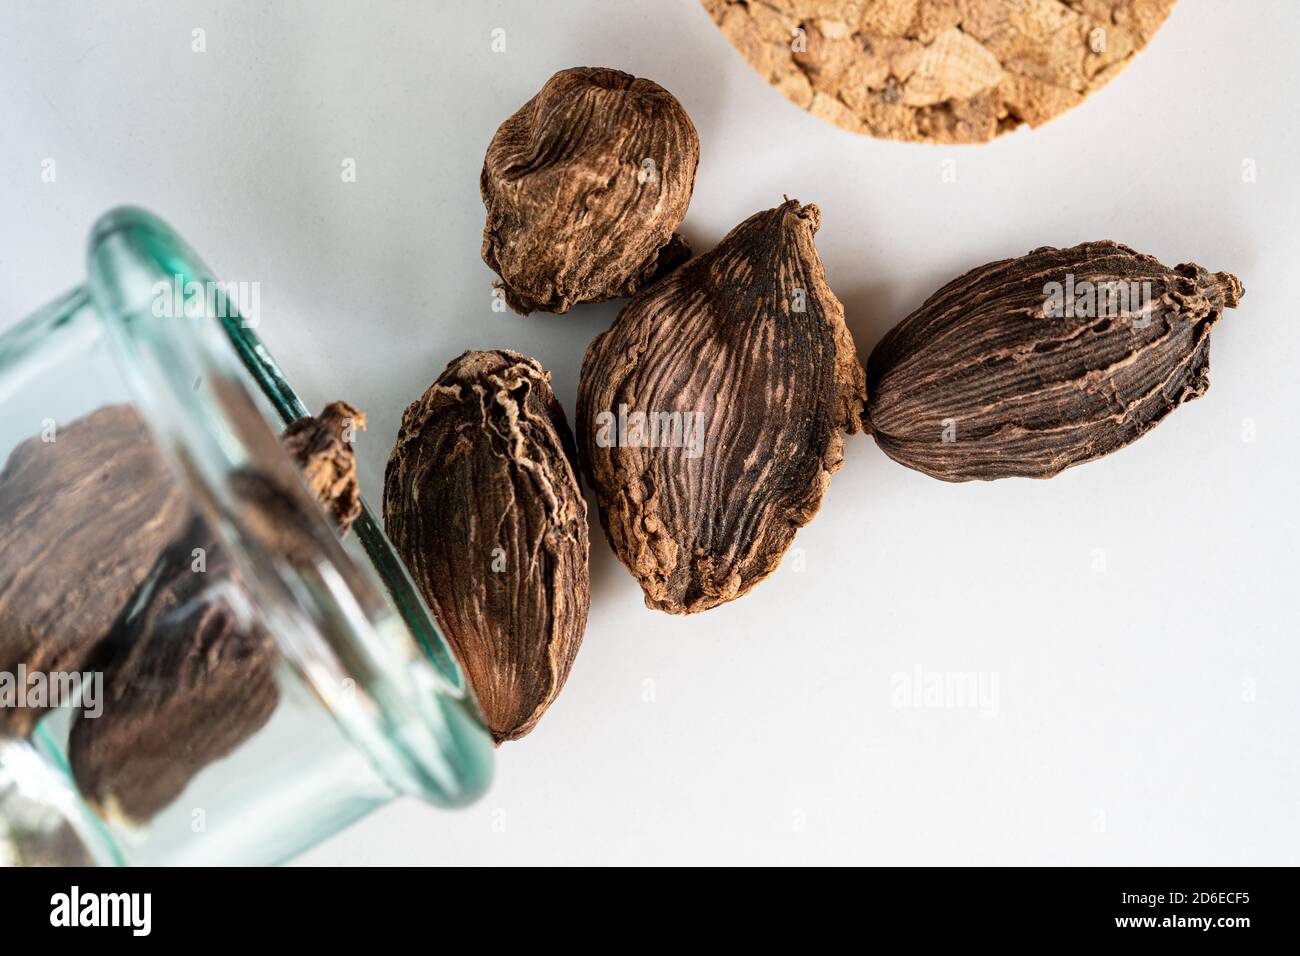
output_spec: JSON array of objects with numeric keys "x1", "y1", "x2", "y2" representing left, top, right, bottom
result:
[{"x1": 0, "y1": 208, "x2": 493, "y2": 866}]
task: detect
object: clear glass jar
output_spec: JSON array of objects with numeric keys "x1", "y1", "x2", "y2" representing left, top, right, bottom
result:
[{"x1": 0, "y1": 208, "x2": 493, "y2": 866}]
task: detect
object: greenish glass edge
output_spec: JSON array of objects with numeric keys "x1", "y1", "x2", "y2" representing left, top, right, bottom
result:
[
  {"x1": 29, "y1": 731, "x2": 126, "y2": 867},
  {"x1": 88, "y1": 207, "x2": 467, "y2": 693},
  {"x1": 0, "y1": 212, "x2": 491, "y2": 865},
  {"x1": 16, "y1": 302, "x2": 136, "y2": 865},
  {"x1": 218, "y1": 308, "x2": 465, "y2": 688},
  {"x1": 83, "y1": 209, "x2": 490, "y2": 807},
  {"x1": 223, "y1": 316, "x2": 465, "y2": 689},
  {"x1": 88, "y1": 208, "x2": 494, "y2": 808}
]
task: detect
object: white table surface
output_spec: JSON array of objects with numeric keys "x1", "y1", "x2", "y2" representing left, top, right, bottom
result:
[{"x1": 2, "y1": 0, "x2": 1297, "y2": 865}]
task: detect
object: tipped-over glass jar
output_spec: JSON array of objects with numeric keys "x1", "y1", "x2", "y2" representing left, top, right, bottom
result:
[{"x1": 0, "y1": 208, "x2": 493, "y2": 865}]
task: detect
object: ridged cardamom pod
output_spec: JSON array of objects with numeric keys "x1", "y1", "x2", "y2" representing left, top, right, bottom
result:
[
  {"x1": 481, "y1": 66, "x2": 700, "y2": 314},
  {"x1": 383, "y1": 351, "x2": 589, "y2": 742},
  {"x1": 865, "y1": 241, "x2": 1244, "y2": 481},
  {"x1": 578, "y1": 199, "x2": 866, "y2": 614}
]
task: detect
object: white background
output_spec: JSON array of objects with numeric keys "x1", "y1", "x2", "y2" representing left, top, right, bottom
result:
[{"x1": 2, "y1": 0, "x2": 1297, "y2": 865}]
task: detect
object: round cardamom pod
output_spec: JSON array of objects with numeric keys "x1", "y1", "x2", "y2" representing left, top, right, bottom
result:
[
  {"x1": 383, "y1": 351, "x2": 589, "y2": 743},
  {"x1": 481, "y1": 66, "x2": 699, "y2": 314},
  {"x1": 866, "y1": 241, "x2": 1244, "y2": 481},
  {"x1": 578, "y1": 199, "x2": 866, "y2": 614}
]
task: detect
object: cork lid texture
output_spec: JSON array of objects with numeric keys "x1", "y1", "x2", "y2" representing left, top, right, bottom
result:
[{"x1": 703, "y1": 0, "x2": 1177, "y2": 143}]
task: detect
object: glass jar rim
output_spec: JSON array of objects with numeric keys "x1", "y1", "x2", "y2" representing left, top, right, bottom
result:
[{"x1": 76, "y1": 206, "x2": 494, "y2": 809}]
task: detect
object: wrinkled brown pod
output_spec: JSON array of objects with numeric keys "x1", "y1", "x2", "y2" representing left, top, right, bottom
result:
[
  {"x1": 383, "y1": 351, "x2": 589, "y2": 742},
  {"x1": 865, "y1": 241, "x2": 1243, "y2": 481},
  {"x1": 280, "y1": 400, "x2": 366, "y2": 534},
  {"x1": 481, "y1": 66, "x2": 700, "y2": 314},
  {"x1": 578, "y1": 199, "x2": 866, "y2": 614}
]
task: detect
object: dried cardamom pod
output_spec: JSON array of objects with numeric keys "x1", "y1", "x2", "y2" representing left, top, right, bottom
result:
[
  {"x1": 865, "y1": 242, "x2": 1244, "y2": 481},
  {"x1": 577, "y1": 199, "x2": 866, "y2": 614},
  {"x1": 280, "y1": 400, "x2": 366, "y2": 534},
  {"x1": 68, "y1": 516, "x2": 280, "y2": 824},
  {"x1": 67, "y1": 402, "x2": 364, "y2": 822},
  {"x1": 0, "y1": 405, "x2": 188, "y2": 735},
  {"x1": 383, "y1": 351, "x2": 589, "y2": 742},
  {"x1": 481, "y1": 66, "x2": 700, "y2": 314}
]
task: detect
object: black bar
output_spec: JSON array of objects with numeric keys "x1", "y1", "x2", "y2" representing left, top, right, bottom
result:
[{"x1": 0, "y1": 866, "x2": 1288, "y2": 942}]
